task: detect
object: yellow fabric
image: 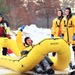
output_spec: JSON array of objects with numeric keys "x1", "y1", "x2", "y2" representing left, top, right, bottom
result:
[
  {"x1": 16, "y1": 31, "x2": 34, "y2": 52},
  {"x1": 16, "y1": 31, "x2": 25, "y2": 52},
  {"x1": 0, "y1": 38, "x2": 21, "y2": 56},
  {"x1": 0, "y1": 38, "x2": 71, "y2": 73},
  {"x1": 61, "y1": 15, "x2": 75, "y2": 44},
  {"x1": 51, "y1": 18, "x2": 63, "y2": 37}
]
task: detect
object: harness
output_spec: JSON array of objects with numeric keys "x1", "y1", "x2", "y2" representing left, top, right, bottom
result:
[
  {"x1": 64, "y1": 16, "x2": 73, "y2": 42},
  {"x1": 56, "y1": 18, "x2": 62, "y2": 36},
  {"x1": 64, "y1": 20, "x2": 73, "y2": 28}
]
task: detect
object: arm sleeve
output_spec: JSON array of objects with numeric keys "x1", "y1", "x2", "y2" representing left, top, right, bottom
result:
[
  {"x1": 60, "y1": 18, "x2": 65, "y2": 34},
  {"x1": 16, "y1": 31, "x2": 26, "y2": 52},
  {"x1": 51, "y1": 19, "x2": 56, "y2": 35}
]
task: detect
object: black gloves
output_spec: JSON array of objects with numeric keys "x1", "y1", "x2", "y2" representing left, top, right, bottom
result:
[
  {"x1": 51, "y1": 34, "x2": 54, "y2": 37},
  {"x1": 21, "y1": 50, "x2": 29, "y2": 56},
  {"x1": 60, "y1": 34, "x2": 64, "y2": 38}
]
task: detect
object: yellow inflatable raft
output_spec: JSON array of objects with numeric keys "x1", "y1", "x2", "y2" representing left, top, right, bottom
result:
[{"x1": 0, "y1": 37, "x2": 71, "y2": 73}]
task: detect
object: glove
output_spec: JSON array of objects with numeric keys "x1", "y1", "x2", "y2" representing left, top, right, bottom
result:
[
  {"x1": 20, "y1": 25, "x2": 25, "y2": 31},
  {"x1": 61, "y1": 34, "x2": 64, "y2": 38},
  {"x1": 21, "y1": 50, "x2": 29, "y2": 56},
  {"x1": 73, "y1": 33, "x2": 75, "y2": 41},
  {"x1": 51, "y1": 34, "x2": 54, "y2": 37}
]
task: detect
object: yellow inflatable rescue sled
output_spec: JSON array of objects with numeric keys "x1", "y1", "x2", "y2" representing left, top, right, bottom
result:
[{"x1": 0, "y1": 37, "x2": 71, "y2": 73}]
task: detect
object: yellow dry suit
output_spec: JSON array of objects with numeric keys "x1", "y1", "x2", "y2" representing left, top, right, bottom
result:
[
  {"x1": 16, "y1": 31, "x2": 32, "y2": 52},
  {"x1": 51, "y1": 17, "x2": 63, "y2": 37},
  {"x1": 61, "y1": 15, "x2": 75, "y2": 44}
]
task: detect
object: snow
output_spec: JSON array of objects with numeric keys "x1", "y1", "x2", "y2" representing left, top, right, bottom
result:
[
  {"x1": 11, "y1": 24, "x2": 51, "y2": 44},
  {"x1": 22, "y1": 24, "x2": 51, "y2": 44},
  {"x1": 0, "y1": 24, "x2": 74, "y2": 75}
]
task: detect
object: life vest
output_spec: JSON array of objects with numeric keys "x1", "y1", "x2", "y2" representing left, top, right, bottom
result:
[{"x1": 0, "y1": 27, "x2": 6, "y2": 37}]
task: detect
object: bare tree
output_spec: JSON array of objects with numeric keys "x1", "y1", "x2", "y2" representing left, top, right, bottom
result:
[
  {"x1": 5, "y1": 0, "x2": 61, "y2": 29},
  {"x1": 6, "y1": 0, "x2": 25, "y2": 29},
  {"x1": 35, "y1": 0, "x2": 61, "y2": 28},
  {"x1": 61, "y1": 0, "x2": 75, "y2": 12},
  {"x1": 0, "y1": 0, "x2": 9, "y2": 15}
]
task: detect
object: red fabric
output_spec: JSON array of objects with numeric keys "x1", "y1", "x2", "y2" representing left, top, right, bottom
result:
[
  {"x1": 58, "y1": 28, "x2": 61, "y2": 36},
  {"x1": 0, "y1": 27, "x2": 11, "y2": 38},
  {"x1": 0, "y1": 27, "x2": 5, "y2": 37},
  {"x1": 7, "y1": 48, "x2": 13, "y2": 54}
]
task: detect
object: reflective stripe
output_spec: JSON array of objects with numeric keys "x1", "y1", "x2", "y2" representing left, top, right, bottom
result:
[
  {"x1": 64, "y1": 25, "x2": 73, "y2": 28},
  {"x1": 4, "y1": 23, "x2": 7, "y2": 29},
  {"x1": 6, "y1": 27, "x2": 10, "y2": 34}
]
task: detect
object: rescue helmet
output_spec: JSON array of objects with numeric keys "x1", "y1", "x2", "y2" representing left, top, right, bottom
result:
[{"x1": 24, "y1": 37, "x2": 30, "y2": 45}]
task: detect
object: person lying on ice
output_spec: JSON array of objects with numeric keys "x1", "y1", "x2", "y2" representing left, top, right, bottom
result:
[{"x1": 16, "y1": 25, "x2": 54, "y2": 74}]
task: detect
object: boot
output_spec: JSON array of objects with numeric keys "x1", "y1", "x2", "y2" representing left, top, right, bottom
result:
[
  {"x1": 34, "y1": 64, "x2": 45, "y2": 74},
  {"x1": 69, "y1": 61, "x2": 75, "y2": 69},
  {"x1": 40, "y1": 58, "x2": 55, "y2": 74},
  {"x1": 69, "y1": 61, "x2": 73, "y2": 69},
  {"x1": 72, "y1": 65, "x2": 75, "y2": 69},
  {"x1": 44, "y1": 65, "x2": 54, "y2": 74},
  {"x1": 2, "y1": 47, "x2": 7, "y2": 55}
]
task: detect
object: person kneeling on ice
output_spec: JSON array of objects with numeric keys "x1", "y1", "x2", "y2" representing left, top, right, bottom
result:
[{"x1": 16, "y1": 25, "x2": 54, "y2": 74}]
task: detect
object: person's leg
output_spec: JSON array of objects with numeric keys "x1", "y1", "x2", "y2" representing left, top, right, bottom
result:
[
  {"x1": 44, "y1": 56, "x2": 54, "y2": 66},
  {"x1": 2, "y1": 47, "x2": 7, "y2": 55},
  {"x1": 33, "y1": 64, "x2": 45, "y2": 74},
  {"x1": 40, "y1": 58, "x2": 54, "y2": 74},
  {"x1": 21, "y1": 50, "x2": 45, "y2": 74}
]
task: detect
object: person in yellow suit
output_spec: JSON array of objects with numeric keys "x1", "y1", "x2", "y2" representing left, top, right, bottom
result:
[
  {"x1": 60, "y1": 7, "x2": 75, "y2": 52},
  {"x1": 51, "y1": 9, "x2": 64, "y2": 37},
  {"x1": 51, "y1": 9, "x2": 64, "y2": 56},
  {"x1": 16, "y1": 25, "x2": 54, "y2": 74}
]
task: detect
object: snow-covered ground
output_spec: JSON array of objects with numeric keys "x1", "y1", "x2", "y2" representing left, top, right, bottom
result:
[
  {"x1": 0, "y1": 24, "x2": 74, "y2": 75},
  {"x1": 11, "y1": 24, "x2": 51, "y2": 44}
]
